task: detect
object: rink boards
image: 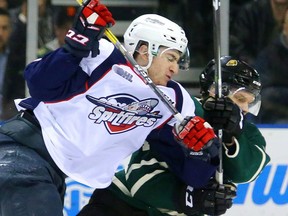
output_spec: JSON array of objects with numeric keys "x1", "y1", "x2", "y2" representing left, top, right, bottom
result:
[{"x1": 63, "y1": 126, "x2": 288, "y2": 216}]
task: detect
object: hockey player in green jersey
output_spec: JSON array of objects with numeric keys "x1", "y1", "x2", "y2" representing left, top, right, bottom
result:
[{"x1": 77, "y1": 58, "x2": 270, "y2": 215}]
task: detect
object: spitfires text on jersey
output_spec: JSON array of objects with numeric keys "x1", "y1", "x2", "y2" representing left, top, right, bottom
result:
[{"x1": 86, "y1": 94, "x2": 163, "y2": 134}]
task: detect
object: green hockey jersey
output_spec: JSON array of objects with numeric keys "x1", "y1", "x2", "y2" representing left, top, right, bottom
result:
[{"x1": 107, "y1": 97, "x2": 270, "y2": 215}]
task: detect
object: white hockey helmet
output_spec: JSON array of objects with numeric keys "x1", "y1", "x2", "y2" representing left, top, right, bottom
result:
[{"x1": 124, "y1": 14, "x2": 189, "y2": 70}]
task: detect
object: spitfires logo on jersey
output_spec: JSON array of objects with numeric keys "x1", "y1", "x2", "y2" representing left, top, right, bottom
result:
[{"x1": 86, "y1": 94, "x2": 162, "y2": 134}]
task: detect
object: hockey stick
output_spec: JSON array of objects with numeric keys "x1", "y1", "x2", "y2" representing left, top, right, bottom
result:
[
  {"x1": 212, "y1": 0, "x2": 224, "y2": 185},
  {"x1": 76, "y1": 0, "x2": 184, "y2": 122}
]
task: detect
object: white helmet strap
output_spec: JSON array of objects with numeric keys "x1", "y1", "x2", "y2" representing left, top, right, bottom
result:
[{"x1": 134, "y1": 52, "x2": 153, "y2": 72}]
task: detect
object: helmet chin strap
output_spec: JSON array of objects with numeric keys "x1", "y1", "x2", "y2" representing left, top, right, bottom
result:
[
  {"x1": 135, "y1": 51, "x2": 153, "y2": 73},
  {"x1": 141, "y1": 54, "x2": 153, "y2": 72},
  {"x1": 134, "y1": 49, "x2": 153, "y2": 73}
]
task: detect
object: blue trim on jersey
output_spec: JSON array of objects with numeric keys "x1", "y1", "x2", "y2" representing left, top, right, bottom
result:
[
  {"x1": 19, "y1": 98, "x2": 42, "y2": 110},
  {"x1": 20, "y1": 46, "x2": 128, "y2": 110},
  {"x1": 87, "y1": 47, "x2": 128, "y2": 88},
  {"x1": 167, "y1": 80, "x2": 183, "y2": 113},
  {"x1": 24, "y1": 48, "x2": 87, "y2": 102}
]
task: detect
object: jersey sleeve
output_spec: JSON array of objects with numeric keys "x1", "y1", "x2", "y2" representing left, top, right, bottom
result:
[
  {"x1": 191, "y1": 96, "x2": 204, "y2": 117},
  {"x1": 159, "y1": 81, "x2": 197, "y2": 127},
  {"x1": 222, "y1": 122, "x2": 271, "y2": 183},
  {"x1": 23, "y1": 39, "x2": 124, "y2": 102},
  {"x1": 24, "y1": 48, "x2": 87, "y2": 101},
  {"x1": 144, "y1": 85, "x2": 217, "y2": 187},
  {"x1": 108, "y1": 170, "x2": 171, "y2": 216},
  {"x1": 110, "y1": 143, "x2": 189, "y2": 215},
  {"x1": 147, "y1": 124, "x2": 218, "y2": 188}
]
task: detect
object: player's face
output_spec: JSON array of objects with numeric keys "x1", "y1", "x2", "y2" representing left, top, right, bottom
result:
[
  {"x1": 228, "y1": 90, "x2": 255, "y2": 114},
  {"x1": 272, "y1": 0, "x2": 288, "y2": 5},
  {"x1": 0, "y1": 0, "x2": 7, "y2": 9},
  {"x1": 0, "y1": 15, "x2": 11, "y2": 52},
  {"x1": 209, "y1": 86, "x2": 256, "y2": 115},
  {"x1": 148, "y1": 47, "x2": 181, "y2": 86}
]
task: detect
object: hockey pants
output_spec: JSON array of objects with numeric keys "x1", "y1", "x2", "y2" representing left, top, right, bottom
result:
[
  {"x1": 0, "y1": 112, "x2": 66, "y2": 216},
  {"x1": 77, "y1": 188, "x2": 148, "y2": 216}
]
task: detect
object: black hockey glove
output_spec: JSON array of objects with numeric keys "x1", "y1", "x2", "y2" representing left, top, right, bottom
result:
[
  {"x1": 64, "y1": 0, "x2": 115, "y2": 58},
  {"x1": 178, "y1": 179, "x2": 237, "y2": 216},
  {"x1": 202, "y1": 96, "x2": 244, "y2": 143}
]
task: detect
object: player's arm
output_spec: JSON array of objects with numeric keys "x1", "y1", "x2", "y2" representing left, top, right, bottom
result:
[
  {"x1": 222, "y1": 122, "x2": 270, "y2": 183},
  {"x1": 148, "y1": 84, "x2": 220, "y2": 187},
  {"x1": 63, "y1": 0, "x2": 115, "y2": 58},
  {"x1": 147, "y1": 123, "x2": 219, "y2": 188},
  {"x1": 116, "y1": 145, "x2": 236, "y2": 215},
  {"x1": 122, "y1": 160, "x2": 235, "y2": 216},
  {"x1": 24, "y1": 0, "x2": 115, "y2": 101},
  {"x1": 202, "y1": 96, "x2": 270, "y2": 183}
]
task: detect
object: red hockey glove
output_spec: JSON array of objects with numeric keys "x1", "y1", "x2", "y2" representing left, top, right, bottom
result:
[
  {"x1": 173, "y1": 116, "x2": 216, "y2": 151},
  {"x1": 64, "y1": 0, "x2": 115, "y2": 57}
]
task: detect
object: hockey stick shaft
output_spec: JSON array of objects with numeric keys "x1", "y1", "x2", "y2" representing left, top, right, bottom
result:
[
  {"x1": 212, "y1": 0, "x2": 224, "y2": 185},
  {"x1": 76, "y1": 0, "x2": 184, "y2": 122}
]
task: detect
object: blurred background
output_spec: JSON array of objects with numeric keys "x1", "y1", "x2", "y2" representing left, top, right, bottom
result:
[
  {"x1": 2, "y1": 0, "x2": 288, "y2": 125},
  {"x1": 1, "y1": 0, "x2": 287, "y2": 215}
]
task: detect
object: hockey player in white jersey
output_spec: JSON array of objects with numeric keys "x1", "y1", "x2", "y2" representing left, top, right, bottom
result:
[{"x1": 0, "y1": 0, "x2": 220, "y2": 215}]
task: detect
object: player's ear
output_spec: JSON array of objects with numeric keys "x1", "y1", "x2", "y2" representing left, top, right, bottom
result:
[
  {"x1": 138, "y1": 45, "x2": 149, "y2": 61},
  {"x1": 134, "y1": 45, "x2": 149, "y2": 67}
]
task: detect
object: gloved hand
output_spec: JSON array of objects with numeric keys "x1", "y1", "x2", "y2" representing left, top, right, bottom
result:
[
  {"x1": 180, "y1": 179, "x2": 237, "y2": 215},
  {"x1": 202, "y1": 96, "x2": 244, "y2": 143},
  {"x1": 187, "y1": 138, "x2": 220, "y2": 165},
  {"x1": 173, "y1": 116, "x2": 216, "y2": 151},
  {"x1": 64, "y1": 0, "x2": 115, "y2": 57}
]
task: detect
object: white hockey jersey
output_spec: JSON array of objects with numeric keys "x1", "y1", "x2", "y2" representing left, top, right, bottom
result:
[{"x1": 18, "y1": 39, "x2": 196, "y2": 188}]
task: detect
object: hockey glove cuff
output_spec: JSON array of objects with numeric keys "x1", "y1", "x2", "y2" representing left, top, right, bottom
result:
[
  {"x1": 64, "y1": 0, "x2": 115, "y2": 57},
  {"x1": 178, "y1": 179, "x2": 237, "y2": 215},
  {"x1": 173, "y1": 116, "x2": 216, "y2": 151}
]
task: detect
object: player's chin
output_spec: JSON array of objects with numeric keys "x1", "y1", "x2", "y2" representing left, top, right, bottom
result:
[
  {"x1": 166, "y1": 76, "x2": 172, "y2": 83},
  {"x1": 162, "y1": 80, "x2": 169, "y2": 86}
]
